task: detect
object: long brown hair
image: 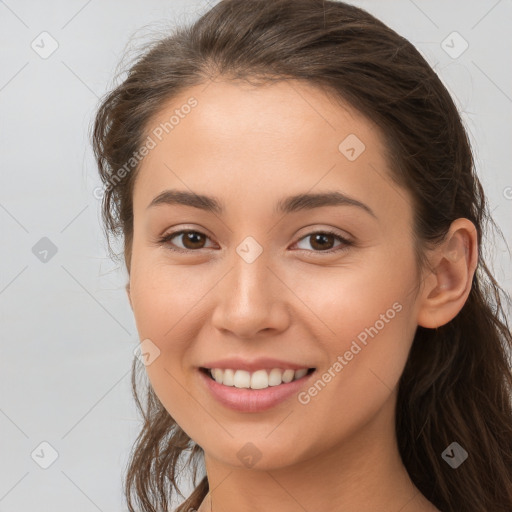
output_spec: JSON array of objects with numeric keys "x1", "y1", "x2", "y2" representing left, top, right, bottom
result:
[{"x1": 91, "y1": 1, "x2": 512, "y2": 510}]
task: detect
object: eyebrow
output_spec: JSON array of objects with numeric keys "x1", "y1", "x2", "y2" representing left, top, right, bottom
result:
[{"x1": 146, "y1": 189, "x2": 376, "y2": 218}]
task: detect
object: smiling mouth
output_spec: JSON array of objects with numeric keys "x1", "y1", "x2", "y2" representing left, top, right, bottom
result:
[{"x1": 199, "y1": 367, "x2": 316, "y2": 390}]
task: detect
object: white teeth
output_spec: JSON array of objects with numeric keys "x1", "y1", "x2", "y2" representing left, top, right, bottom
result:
[
  {"x1": 233, "y1": 369, "x2": 250, "y2": 388},
  {"x1": 282, "y1": 369, "x2": 295, "y2": 383},
  {"x1": 268, "y1": 368, "x2": 283, "y2": 386},
  {"x1": 212, "y1": 368, "x2": 223, "y2": 383},
  {"x1": 223, "y1": 368, "x2": 235, "y2": 386},
  {"x1": 250, "y1": 369, "x2": 268, "y2": 390},
  {"x1": 294, "y1": 368, "x2": 308, "y2": 380},
  {"x1": 207, "y1": 367, "x2": 312, "y2": 389}
]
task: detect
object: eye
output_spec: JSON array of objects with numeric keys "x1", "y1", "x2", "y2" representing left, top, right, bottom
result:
[
  {"x1": 292, "y1": 230, "x2": 352, "y2": 254},
  {"x1": 157, "y1": 230, "x2": 215, "y2": 252},
  {"x1": 156, "y1": 228, "x2": 353, "y2": 254}
]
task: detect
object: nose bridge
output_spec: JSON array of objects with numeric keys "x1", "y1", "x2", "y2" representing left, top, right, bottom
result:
[
  {"x1": 226, "y1": 237, "x2": 274, "y2": 311},
  {"x1": 211, "y1": 235, "x2": 288, "y2": 336}
]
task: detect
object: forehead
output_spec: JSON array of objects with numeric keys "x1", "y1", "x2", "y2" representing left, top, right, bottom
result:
[
  {"x1": 132, "y1": 79, "x2": 407, "y2": 223},
  {"x1": 144, "y1": 78, "x2": 381, "y2": 151}
]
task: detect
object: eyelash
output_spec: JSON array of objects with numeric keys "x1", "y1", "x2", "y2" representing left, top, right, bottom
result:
[{"x1": 156, "y1": 228, "x2": 353, "y2": 255}]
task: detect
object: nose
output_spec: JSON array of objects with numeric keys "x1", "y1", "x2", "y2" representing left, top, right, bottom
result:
[{"x1": 210, "y1": 247, "x2": 290, "y2": 339}]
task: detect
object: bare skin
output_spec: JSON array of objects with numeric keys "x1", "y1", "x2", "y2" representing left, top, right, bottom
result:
[{"x1": 126, "y1": 78, "x2": 477, "y2": 512}]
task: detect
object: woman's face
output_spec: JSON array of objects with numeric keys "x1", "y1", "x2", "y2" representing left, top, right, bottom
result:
[{"x1": 127, "y1": 79, "x2": 424, "y2": 469}]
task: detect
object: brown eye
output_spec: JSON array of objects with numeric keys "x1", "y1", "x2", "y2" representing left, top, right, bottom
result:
[
  {"x1": 159, "y1": 230, "x2": 214, "y2": 252},
  {"x1": 294, "y1": 230, "x2": 351, "y2": 253},
  {"x1": 179, "y1": 231, "x2": 207, "y2": 250},
  {"x1": 309, "y1": 233, "x2": 336, "y2": 251}
]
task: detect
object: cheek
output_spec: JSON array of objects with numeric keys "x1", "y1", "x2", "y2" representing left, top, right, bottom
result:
[
  {"x1": 285, "y1": 250, "x2": 414, "y2": 351},
  {"x1": 289, "y1": 255, "x2": 417, "y2": 424},
  {"x1": 128, "y1": 261, "x2": 208, "y2": 433},
  {"x1": 291, "y1": 300, "x2": 415, "y2": 464},
  {"x1": 128, "y1": 253, "x2": 225, "y2": 391},
  {"x1": 129, "y1": 256, "x2": 206, "y2": 339}
]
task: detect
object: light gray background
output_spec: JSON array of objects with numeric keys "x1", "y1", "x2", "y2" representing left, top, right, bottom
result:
[{"x1": 1, "y1": 0, "x2": 511, "y2": 510}]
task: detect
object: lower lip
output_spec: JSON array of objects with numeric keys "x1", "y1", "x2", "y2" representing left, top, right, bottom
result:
[{"x1": 198, "y1": 369, "x2": 316, "y2": 413}]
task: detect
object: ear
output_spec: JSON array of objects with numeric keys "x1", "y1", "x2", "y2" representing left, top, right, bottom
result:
[
  {"x1": 416, "y1": 218, "x2": 478, "y2": 329},
  {"x1": 126, "y1": 282, "x2": 132, "y2": 310}
]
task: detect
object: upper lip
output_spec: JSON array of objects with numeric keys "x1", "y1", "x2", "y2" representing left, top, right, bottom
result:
[{"x1": 200, "y1": 357, "x2": 315, "y2": 372}]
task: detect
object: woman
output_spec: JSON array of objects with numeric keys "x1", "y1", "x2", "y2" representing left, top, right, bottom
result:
[{"x1": 92, "y1": 1, "x2": 512, "y2": 511}]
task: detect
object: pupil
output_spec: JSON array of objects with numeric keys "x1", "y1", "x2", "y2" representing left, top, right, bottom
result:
[
  {"x1": 313, "y1": 233, "x2": 333, "y2": 250},
  {"x1": 186, "y1": 232, "x2": 203, "y2": 248}
]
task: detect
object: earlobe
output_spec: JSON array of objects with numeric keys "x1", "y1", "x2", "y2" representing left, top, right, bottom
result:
[{"x1": 417, "y1": 219, "x2": 478, "y2": 329}]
